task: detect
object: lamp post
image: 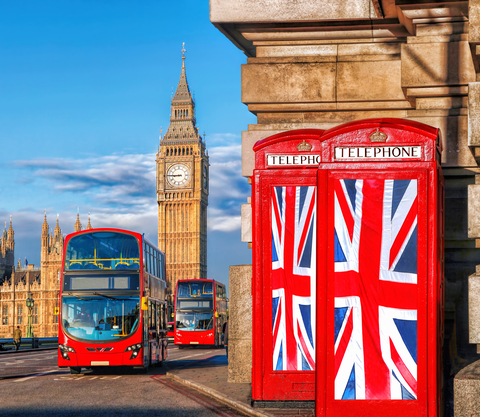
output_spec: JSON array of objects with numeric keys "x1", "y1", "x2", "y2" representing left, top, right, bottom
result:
[{"x1": 26, "y1": 291, "x2": 34, "y2": 338}]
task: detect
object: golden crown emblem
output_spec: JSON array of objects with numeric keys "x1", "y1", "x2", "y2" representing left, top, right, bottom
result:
[
  {"x1": 297, "y1": 140, "x2": 312, "y2": 152},
  {"x1": 369, "y1": 128, "x2": 388, "y2": 142}
]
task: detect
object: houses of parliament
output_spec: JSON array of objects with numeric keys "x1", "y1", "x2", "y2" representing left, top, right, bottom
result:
[
  {"x1": 0, "y1": 47, "x2": 208, "y2": 337},
  {"x1": 0, "y1": 214, "x2": 92, "y2": 338}
]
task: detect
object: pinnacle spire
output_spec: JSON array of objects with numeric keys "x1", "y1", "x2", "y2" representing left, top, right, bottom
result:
[
  {"x1": 86, "y1": 213, "x2": 92, "y2": 230},
  {"x1": 162, "y1": 44, "x2": 202, "y2": 144},
  {"x1": 7, "y1": 215, "x2": 14, "y2": 241},
  {"x1": 54, "y1": 214, "x2": 61, "y2": 238},
  {"x1": 173, "y1": 43, "x2": 193, "y2": 103},
  {"x1": 75, "y1": 209, "x2": 82, "y2": 232},
  {"x1": 42, "y1": 210, "x2": 49, "y2": 235}
]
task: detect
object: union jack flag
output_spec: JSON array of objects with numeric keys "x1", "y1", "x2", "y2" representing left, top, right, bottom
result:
[
  {"x1": 272, "y1": 186, "x2": 316, "y2": 371},
  {"x1": 334, "y1": 178, "x2": 418, "y2": 400}
]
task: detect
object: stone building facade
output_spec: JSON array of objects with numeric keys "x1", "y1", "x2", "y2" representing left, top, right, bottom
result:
[
  {"x1": 210, "y1": 0, "x2": 480, "y2": 409},
  {"x1": 0, "y1": 213, "x2": 92, "y2": 338},
  {"x1": 156, "y1": 48, "x2": 209, "y2": 306}
]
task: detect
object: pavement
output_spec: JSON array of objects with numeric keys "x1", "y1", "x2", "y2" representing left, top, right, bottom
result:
[{"x1": 166, "y1": 353, "x2": 315, "y2": 417}]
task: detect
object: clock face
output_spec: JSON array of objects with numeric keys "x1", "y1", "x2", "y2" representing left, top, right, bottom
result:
[
  {"x1": 203, "y1": 165, "x2": 208, "y2": 190},
  {"x1": 167, "y1": 164, "x2": 191, "y2": 188}
]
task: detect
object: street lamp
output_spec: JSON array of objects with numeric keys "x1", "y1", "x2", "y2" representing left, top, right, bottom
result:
[{"x1": 26, "y1": 291, "x2": 34, "y2": 338}]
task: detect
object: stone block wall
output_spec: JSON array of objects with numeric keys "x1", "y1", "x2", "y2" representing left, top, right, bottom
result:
[{"x1": 227, "y1": 264, "x2": 252, "y2": 383}]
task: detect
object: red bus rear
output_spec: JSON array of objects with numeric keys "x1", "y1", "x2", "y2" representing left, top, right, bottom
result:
[
  {"x1": 58, "y1": 228, "x2": 168, "y2": 374},
  {"x1": 174, "y1": 279, "x2": 227, "y2": 347}
]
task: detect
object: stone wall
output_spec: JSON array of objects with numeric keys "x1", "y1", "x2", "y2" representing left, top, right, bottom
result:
[{"x1": 227, "y1": 265, "x2": 252, "y2": 383}]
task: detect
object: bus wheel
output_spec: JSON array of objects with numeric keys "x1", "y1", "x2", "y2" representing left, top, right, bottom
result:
[{"x1": 70, "y1": 367, "x2": 81, "y2": 374}]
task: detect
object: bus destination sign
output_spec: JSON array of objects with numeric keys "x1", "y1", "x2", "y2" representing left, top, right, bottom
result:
[
  {"x1": 267, "y1": 154, "x2": 321, "y2": 167},
  {"x1": 334, "y1": 145, "x2": 422, "y2": 160}
]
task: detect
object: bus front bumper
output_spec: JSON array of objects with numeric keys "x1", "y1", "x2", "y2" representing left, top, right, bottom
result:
[
  {"x1": 58, "y1": 349, "x2": 144, "y2": 367},
  {"x1": 175, "y1": 330, "x2": 215, "y2": 345}
]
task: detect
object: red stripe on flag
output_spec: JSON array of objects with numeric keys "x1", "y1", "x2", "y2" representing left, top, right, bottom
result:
[
  {"x1": 357, "y1": 180, "x2": 391, "y2": 399},
  {"x1": 335, "y1": 308, "x2": 353, "y2": 378},
  {"x1": 297, "y1": 321, "x2": 315, "y2": 370},
  {"x1": 335, "y1": 181, "x2": 354, "y2": 241},
  {"x1": 272, "y1": 189, "x2": 283, "y2": 245},
  {"x1": 390, "y1": 338, "x2": 417, "y2": 397},
  {"x1": 273, "y1": 297, "x2": 282, "y2": 359},
  {"x1": 297, "y1": 188, "x2": 316, "y2": 263},
  {"x1": 284, "y1": 187, "x2": 298, "y2": 369},
  {"x1": 389, "y1": 196, "x2": 417, "y2": 269}
]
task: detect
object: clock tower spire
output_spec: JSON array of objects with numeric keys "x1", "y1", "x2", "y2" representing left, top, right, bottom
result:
[{"x1": 156, "y1": 45, "x2": 209, "y2": 309}]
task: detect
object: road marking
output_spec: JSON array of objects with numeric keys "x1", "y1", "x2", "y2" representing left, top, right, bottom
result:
[
  {"x1": 0, "y1": 354, "x2": 56, "y2": 363},
  {"x1": 172, "y1": 350, "x2": 216, "y2": 360},
  {"x1": 14, "y1": 369, "x2": 58, "y2": 382},
  {"x1": 0, "y1": 355, "x2": 55, "y2": 365},
  {"x1": 53, "y1": 375, "x2": 123, "y2": 381},
  {"x1": 177, "y1": 352, "x2": 213, "y2": 360},
  {"x1": 153, "y1": 376, "x2": 238, "y2": 417}
]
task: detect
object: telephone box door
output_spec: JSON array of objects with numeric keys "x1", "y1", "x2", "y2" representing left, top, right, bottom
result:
[
  {"x1": 255, "y1": 169, "x2": 318, "y2": 400},
  {"x1": 316, "y1": 168, "x2": 429, "y2": 416}
]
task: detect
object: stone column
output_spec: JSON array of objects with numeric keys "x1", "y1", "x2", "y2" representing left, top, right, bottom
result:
[
  {"x1": 454, "y1": 359, "x2": 480, "y2": 416},
  {"x1": 227, "y1": 264, "x2": 252, "y2": 383}
]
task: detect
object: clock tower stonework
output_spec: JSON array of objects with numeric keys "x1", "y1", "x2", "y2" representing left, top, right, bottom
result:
[{"x1": 156, "y1": 47, "x2": 209, "y2": 306}]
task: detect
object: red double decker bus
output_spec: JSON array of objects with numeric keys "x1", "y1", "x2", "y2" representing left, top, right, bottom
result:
[
  {"x1": 174, "y1": 279, "x2": 227, "y2": 347},
  {"x1": 58, "y1": 228, "x2": 168, "y2": 374}
]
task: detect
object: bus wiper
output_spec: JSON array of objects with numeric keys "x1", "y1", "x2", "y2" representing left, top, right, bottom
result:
[
  {"x1": 93, "y1": 292, "x2": 119, "y2": 300},
  {"x1": 67, "y1": 293, "x2": 92, "y2": 301},
  {"x1": 206, "y1": 317, "x2": 213, "y2": 329}
]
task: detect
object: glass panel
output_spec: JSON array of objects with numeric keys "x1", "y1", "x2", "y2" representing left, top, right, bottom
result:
[
  {"x1": 178, "y1": 299, "x2": 212, "y2": 309},
  {"x1": 271, "y1": 186, "x2": 316, "y2": 372},
  {"x1": 177, "y1": 281, "x2": 213, "y2": 297},
  {"x1": 175, "y1": 312, "x2": 213, "y2": 331},
  {"x1": 65, "y1": 232, "x2": 140, "y2": 270},
  {"x1": 63, "y1": 274, "x2": 139, "y2": 292},
  {"x1": 333, "y1": 178, "x2": 418, "y2": 400},
  {"x1": 62, "y1": 296, "x2": 140, "y2": 342}
]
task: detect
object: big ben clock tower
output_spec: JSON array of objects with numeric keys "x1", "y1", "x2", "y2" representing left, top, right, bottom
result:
[{"x1": 156, "y1": 44, "x2": 209, "y2": 306}]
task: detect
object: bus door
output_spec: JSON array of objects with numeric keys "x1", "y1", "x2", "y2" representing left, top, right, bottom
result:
[{"x1": 149, "y1": 300, "x2": 158, "y2": 365}]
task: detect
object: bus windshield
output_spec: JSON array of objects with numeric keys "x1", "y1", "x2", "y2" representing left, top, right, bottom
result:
[
  {"x1": 175, "y1": 312, "x2": 214, "y2": 331},
  {"x1": 177, "y1": 281, "x2": 213, "y2": 298},
  {"x1": 65, "y1": 232, "x2": 140, "y2": 271},
  {"x1": 62, "y1": 296, "x2": 139, "y2": 342}
]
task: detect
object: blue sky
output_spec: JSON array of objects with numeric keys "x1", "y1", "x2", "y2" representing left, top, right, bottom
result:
[{"x1": 0, "y1": 1, "x2": 256, "y2": 293}]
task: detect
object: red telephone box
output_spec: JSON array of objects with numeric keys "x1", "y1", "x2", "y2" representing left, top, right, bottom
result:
[{"x1": 251, "y1": 119, "x2": 444, "y2": 416}]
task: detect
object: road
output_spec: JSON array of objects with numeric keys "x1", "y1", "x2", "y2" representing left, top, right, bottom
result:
[{"x1": 0, "y1": 346, "x2": 241, "y2": 417}]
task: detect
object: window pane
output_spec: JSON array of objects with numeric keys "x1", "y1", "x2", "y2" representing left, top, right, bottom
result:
[
  {"x1": 62, "y1": 296, "x2": 140, "y2": 342},
  {"x1": 65, "y1": 232, "x2": 140, "y2": 270}
]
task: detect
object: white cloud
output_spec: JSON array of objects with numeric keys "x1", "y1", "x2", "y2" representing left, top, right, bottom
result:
[{"x1": 7, "y1": 136, "x2": 250, "y2": 264}]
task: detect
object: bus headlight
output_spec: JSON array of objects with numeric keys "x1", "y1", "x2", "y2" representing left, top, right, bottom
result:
[
  {"x1": 59, "y1": 344, "x2": 75, "y2": 360},
  {"x1": 124, "y1": 343, "x2": 142, "y2": 360},
  {"x1": 59, "y1": 344, "x2": 76, "y2": 353}
]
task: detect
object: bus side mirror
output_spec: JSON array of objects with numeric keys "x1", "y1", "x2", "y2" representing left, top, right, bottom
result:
[
  {"x1": 141, "y1": 297, "x2": 148, "y2": 311},
  {"x1": 215, "y1": 312, "x2": 219, "y2": 318}
]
